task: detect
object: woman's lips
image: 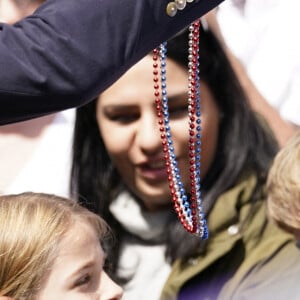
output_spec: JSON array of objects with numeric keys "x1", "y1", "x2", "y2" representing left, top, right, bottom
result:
[{"x1": 137, "y1": 160, "x2": 168, "y2": 181}]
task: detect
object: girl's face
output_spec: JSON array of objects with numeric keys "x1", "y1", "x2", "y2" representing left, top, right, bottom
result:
[
  {"x1": 36, "y1": 221, "x2": 123, "y2": 300},
  {"x1": 97, "y1": 55, "x2": 220, "y2": 211}
]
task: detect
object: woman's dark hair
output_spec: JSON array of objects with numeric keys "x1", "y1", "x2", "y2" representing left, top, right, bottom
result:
[{"x1": 71, "y1": 25, "x2": 278, "y2": 278}]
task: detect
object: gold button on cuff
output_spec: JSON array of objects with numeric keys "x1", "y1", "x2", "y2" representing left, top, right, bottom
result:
[
  {"x1": 166, "y1": 2, "x2": 178, "y2": 17},
  {"x1": 175, "y1": 0, "x2": 187, "y2": 10},
  {"x1": 166, "y1": 0, "x2": 195, "y2": 17}
]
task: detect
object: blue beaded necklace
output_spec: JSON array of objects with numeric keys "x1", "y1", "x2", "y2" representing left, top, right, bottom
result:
[{"x1": 153, "y1": 20, "x2": 208, "y2": 238}]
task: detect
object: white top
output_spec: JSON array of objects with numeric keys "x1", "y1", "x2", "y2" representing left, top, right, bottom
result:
[
  {"x1": 217, "y1": 0, "x2": 300, "y2": 125},
  {"x1": 110, "y1": 191, "x2": 173, "y2": 300},
  {"x1": 117, "y1": 242, "x2": 171, "y2": 300},
  {"x1": 1, "y1": 109, "x2": 74, "y2": 197}
]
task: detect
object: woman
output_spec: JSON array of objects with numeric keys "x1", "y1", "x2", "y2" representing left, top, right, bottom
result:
[
  {"x1": 0, "y1": 192, "x2": 123, "y2": 300},
  {"x1": 71, "y1": 25, "x2": 300, "y2": 299}
]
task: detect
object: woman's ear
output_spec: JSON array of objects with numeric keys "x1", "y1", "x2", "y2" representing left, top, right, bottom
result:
[{"x1": 0, "y1": 297, "x2": 13, "y2": 300}]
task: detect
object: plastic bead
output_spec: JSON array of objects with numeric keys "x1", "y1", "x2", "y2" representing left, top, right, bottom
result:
[{"x1": 152, "y1": 21, "x2": 208, "y2": 239}]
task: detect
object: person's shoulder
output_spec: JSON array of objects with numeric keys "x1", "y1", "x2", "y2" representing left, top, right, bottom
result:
[{"x1": 230, "y1": 241, "x2": 300, "y2": 300}]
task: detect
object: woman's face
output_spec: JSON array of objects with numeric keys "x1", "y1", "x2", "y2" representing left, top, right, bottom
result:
[
  {"x1": 36, "y1": 221, "x2": 123, "y2": 300},
  {"x1": 97, "y1": 55, "x2": 220, "y2": 211}
]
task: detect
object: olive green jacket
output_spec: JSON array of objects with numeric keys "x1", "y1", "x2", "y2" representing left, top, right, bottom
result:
[{"x1": 160, "y1": 174, "x2": 300, "y2": 300}]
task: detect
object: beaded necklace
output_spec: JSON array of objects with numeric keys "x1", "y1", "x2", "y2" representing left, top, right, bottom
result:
[{"x1": 153, "y1": 20, "x2": 208, "y2": 239}]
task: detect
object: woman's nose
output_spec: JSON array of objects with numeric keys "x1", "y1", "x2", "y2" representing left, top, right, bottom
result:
[{"x1": 136, "y1": 113, "x2": 162, "y2": 155}]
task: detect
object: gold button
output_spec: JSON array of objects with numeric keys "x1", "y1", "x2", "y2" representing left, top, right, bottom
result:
[
  {"x1": 228, "y1": 224, "x2": 239, "y2": 236},
  {"x1": 188, "y1": 258, "x2": 198, "y2": 265},
  {"x1": 166, "y1": 2, "x2": 178, "y2": 17},
  {"x1": 175, "y1": 0, "x2": 187, "y2": 10}
]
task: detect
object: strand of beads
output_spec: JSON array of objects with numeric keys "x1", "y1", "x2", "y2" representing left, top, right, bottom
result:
[
  {"x1": 188, "y1": 20, "x2": 208, "y2": 238},
  {"x1": 153, "y1": 20, "x2": 208, "y2": 239},
  {"x1": 154, "y1": 42, "x2": 193, "y2": 233}
]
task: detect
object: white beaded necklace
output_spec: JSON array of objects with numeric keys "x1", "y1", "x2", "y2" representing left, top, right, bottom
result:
[{"x1": 153, "y1": 19, "x2": 208, "y2": 238}]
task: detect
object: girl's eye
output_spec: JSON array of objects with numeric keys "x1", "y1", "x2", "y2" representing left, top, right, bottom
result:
[{"x1": 74, "y1": 274, "x2": 91, "y2": 287}]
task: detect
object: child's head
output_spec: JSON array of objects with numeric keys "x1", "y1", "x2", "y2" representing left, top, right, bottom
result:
[
  {"x1": 267, "y1": 131, "x2": 300, "y2": 238},
  {"x1": 0, "y1": 192, "x2": 122, "y2": 300}
]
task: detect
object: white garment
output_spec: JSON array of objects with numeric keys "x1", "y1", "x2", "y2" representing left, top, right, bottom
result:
[
  {"x1": 217, "y1": 0, "x2": 300, "y2": 125},
  {"x1": 3, "y1": 109, "x2": 74, "y2": 197},
  {"x1": 110, "y1": 191, "x2": 173, "y2": 300}
]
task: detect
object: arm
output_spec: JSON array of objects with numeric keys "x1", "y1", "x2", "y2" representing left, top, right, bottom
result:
[{"x1": 0, "y1": 0, "x2": 223, "y2": 124}]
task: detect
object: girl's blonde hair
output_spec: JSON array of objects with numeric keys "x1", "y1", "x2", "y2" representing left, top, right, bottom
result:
[
  {"x1": 267, "y1": 131, "x2": 300, "y2": 230},
  {"x1": 0, "y1": 192, "x2": 108, "y2": 299}
]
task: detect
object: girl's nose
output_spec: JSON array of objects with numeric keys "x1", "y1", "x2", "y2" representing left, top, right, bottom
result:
[{"x1": 98, "y1": 272, "x2": 123, "y2": 300}]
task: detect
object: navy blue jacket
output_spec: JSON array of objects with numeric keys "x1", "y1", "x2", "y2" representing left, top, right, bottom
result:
[{"x1": 0, "y1": 0, "x2": 223, "y2": 124}]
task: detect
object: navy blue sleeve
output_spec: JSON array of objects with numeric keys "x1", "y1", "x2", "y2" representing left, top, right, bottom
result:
[{"x1": 0, "y1": 0, "x2": 223, "y2": 124}]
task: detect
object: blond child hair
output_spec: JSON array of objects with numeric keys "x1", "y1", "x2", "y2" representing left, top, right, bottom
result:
[
  {"x1": 267, "y1": 131, "x2": 300, "y2": 232},
  {"x1": 0, "y1": 192, "x2": 108, "y2": 299}
]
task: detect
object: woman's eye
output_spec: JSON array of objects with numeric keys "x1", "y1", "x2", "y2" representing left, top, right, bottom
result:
[
  {"x1": 75, "y1": 274, "x2": 91, "y2": 287},
  {"x1": 169, "y1": 105, "x2": 187, "y2": 117},
  {"x1": 108, "y1": 113, "x2": 139, "y2": 123}
]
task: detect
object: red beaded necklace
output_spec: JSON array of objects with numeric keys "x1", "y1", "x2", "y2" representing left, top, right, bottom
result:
[{"x1": 153, "y1": 20, "x2": 208, "y2": 239}]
